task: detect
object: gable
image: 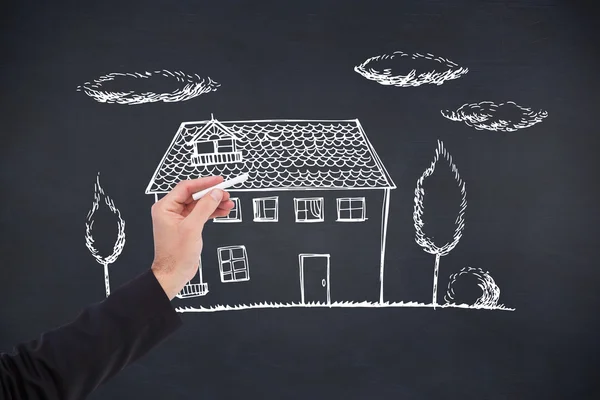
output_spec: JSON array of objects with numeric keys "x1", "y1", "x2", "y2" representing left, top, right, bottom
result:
[{"x1": 188, "y1": 117, "x2": 237, "y2": 143}]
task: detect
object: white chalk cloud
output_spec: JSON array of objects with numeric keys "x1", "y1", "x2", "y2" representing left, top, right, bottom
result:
[
  {"x1": 77, "y1": 70, "x2": 219, "y2": 105},
  {"x1": 354, "y1": 51, "x2": 468, "y2": 87},
  {"x1": 441, "y1": 101, "x2": 548, "y2": 132}
]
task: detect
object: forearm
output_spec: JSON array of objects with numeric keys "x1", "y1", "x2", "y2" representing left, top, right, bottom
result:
[{"x1": 0, "y1": 269, "x2": 182, "y2": 400}]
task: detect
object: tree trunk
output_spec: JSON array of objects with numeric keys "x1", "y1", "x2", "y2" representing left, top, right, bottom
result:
[
  {"x1": 104, "y1": 263, "x2": 110, "y2": 297},
  {"x1": 432, "y1": 253, "x2": 441, "y2": 309}
]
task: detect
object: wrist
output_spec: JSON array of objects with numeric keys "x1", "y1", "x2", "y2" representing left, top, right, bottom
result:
[{"x1": 151, "y1": 259, "x2": 186, "y2": 300}]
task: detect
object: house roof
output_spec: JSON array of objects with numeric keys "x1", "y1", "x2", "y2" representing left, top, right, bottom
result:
[{"x1": 146, "y1": 117, "x2": 396, "y2": 193}]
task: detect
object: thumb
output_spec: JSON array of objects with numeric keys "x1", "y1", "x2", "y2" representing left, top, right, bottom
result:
[{"x1": 188, "y1": 189, "x2": 224, "y2": 226}]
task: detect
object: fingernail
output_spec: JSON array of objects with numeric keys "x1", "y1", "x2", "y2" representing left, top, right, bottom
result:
[{"x1": 210, "y1": 189, "x2": 223, "y2": 201}]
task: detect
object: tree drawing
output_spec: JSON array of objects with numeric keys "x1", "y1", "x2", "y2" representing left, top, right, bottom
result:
[
  {"x1": 413, "y1": 140, "x2": 467, "y2": 307},
  {"x1": 85, "y1": 172, "x2": 126, "y2": 297}
]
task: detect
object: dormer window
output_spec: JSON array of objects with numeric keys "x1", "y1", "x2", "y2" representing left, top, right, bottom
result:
[
  {"x1": 195, "y1": 138, "x2": 236, "y2": 155},
  {"x1": 189, "y1": 118, "x2": 243, "y2": 167}
]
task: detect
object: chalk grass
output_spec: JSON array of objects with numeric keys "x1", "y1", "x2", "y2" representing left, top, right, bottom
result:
[{"x1": 176, "y1": 301, "x2": 515, "y2": 313}]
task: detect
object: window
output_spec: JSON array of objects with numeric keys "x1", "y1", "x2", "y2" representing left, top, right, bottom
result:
[
  {"x1": 253, "y1": 197, "x2": 278, "y2": 222},
  {"x1": 217, "y1": 245, "x2": 249, "y2": 283},
  {"x1": 216, "y1": 139, "x2": 234, "y2": 153},
  {"x1": 195, "y1": 141, "x2": 215, "y2": 154},
  {"x1": 213, "y1": 198, "x2": 242, "y2": 223},
  {"x1": 294, "y1": 198, "x2": 324, "y2": 222},
  {"x1": 194, "y1": 138, "x2": 235, "y2": 155},
  {"x1": 336, "y1": 197, "x2": 367, "y2": 221}
]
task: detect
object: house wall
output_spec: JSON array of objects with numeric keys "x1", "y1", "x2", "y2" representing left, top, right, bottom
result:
[{"x1": 170, "y1": 189, "x2": 388, "y2": 308}]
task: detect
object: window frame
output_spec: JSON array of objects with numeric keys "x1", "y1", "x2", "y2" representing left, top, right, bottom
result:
[
  {"x1": 213, "y1": 197, "x2": 242, "y2": 223},
  {"x1": 217, "y1": 245, "x2": 249, "y2": 283},
  {"x1": 294, "y1": 197, "x2": 324, "y2": 223},
  {"x1": 336, "y1": 197, "x2": 367, "y2": 222},
  {"x1": 252, "y1": 196, "x2": 279, "y2": 222}
]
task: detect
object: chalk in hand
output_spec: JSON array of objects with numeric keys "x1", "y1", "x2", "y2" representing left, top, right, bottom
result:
[{"x1": 192, "y1": 173, "x2": 249, "y2": 201}]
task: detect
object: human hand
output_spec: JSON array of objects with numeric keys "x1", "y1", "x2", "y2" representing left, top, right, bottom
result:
[{"x1": 150, "y1": 176, "x2": 234, "y2": 299}]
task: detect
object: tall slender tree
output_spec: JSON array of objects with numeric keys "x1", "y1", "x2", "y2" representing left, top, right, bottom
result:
[
  {"x1": 413, "y1": 140, "x2": 467, "y2": 307},
  {"x1": 85, "y1": 172, "x2": 126, "y2": 297}
]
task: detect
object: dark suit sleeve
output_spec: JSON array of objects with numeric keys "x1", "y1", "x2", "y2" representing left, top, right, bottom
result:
[{"x1": 0, "y1": 269, "x2": 183, "y2": 400}]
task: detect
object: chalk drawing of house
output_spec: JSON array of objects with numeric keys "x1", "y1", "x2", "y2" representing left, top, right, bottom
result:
[{"x1": 146, "y1": 115, "x2": 396, "y2": 312}]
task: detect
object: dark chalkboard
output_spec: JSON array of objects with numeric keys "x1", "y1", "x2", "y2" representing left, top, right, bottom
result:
[{"x1": 2, "y1": 0, "x2": 599, "y2": 398}]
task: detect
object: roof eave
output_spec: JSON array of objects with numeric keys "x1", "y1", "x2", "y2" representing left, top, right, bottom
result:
[
  {"x1": 146, "y1": 185, "x2": 395, "y2": 195},
  {"x1": 354, "y1": 119, "x2": 397, "y2": 189}
]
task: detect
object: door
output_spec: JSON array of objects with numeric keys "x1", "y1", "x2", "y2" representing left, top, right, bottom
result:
[{"x1": 299, "y1": 254, "x2": 330, "y2": 305}]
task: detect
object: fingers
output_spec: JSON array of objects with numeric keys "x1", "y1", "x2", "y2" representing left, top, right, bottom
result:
[
  {"x1": 210, "y1": 209, "x2": 232, "y2": 219},
  {"x1": 163, "y1": 176, "x2": 224, "y2": 207},
  {"x1": 187, "y1": 188, "x2": 226, "y2": 226},
  {"x1": 219, "y1": 190, "x2": 231, "y2": 203},
  {"x1": 210, "y1": 200, "x2": 235, "y2": 219}
]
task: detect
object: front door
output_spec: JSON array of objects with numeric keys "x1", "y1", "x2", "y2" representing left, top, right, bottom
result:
[{"x1": 299, "y1": 254, "x2": 330, "y2": 305}]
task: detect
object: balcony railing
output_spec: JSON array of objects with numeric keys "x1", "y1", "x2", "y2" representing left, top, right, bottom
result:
[
  {"x1": 191, "y1": 151, "x2": 242, "y2": 166},
  {"x1": 176, "y1": 282, "x2": 209, "y2": 299}
]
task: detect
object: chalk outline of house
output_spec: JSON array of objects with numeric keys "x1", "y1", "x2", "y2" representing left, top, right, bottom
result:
[
  {"x1": 145, "y1": 115, "x2": 394, "y2": 306},
  {"x1": 145, "y1": 115, "x2": 514, "y2": 312}
]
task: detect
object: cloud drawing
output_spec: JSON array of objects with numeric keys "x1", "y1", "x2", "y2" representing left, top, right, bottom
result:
[
  {"x1": 441, "y1": 101, "x2": 548, "y2": 132},
  {"x1": 77, "y1": 70, "x2": 220, "y2": 105},
  {"x1": 354, "y1": 51, "x2": 468, "y2": 87}
]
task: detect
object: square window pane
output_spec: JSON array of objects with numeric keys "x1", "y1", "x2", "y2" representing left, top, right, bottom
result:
[
  {"x1": 231, "y1": 247, "x2": 245, "y2": 260},
  {"x1": 233, "y1": 260, "x2": 246, "y2": 272},
  {"x1": 219, "y1": 249, "x2": 231, "y2": 262},
  {"x1": 339, "y1": 209, "x2": 351, "y2": 220},
  {"x1": 222, "y1": 272, "x2": 233, "y2": 281},
  {"x1": 350, "y1": 208, "x2": 363, "y2": 219},
  {"x1": 349, "y1": 199, "x2": 358, "y2": 208},
  {"x1": 264, "y1": 199, "x2": 276, "y2": 209},
  {"x1": 265, "y1": 208, "x2": 276, "y2": 219},
  {"x1": 234, "y1": 271, "x2": 247, "y2": 280},
  {"x1": 221, "y1": 261, "x2": 232, "y2": 273}
]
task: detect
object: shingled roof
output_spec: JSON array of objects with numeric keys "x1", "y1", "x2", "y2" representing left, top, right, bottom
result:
[{"x1": 146, "y1": 117, "x2": 395, "y2": 193}]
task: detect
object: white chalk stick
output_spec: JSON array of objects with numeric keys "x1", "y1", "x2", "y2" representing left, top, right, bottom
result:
[{"x1": 191, "y1": 173, "x2": 249, "y2": 201}]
